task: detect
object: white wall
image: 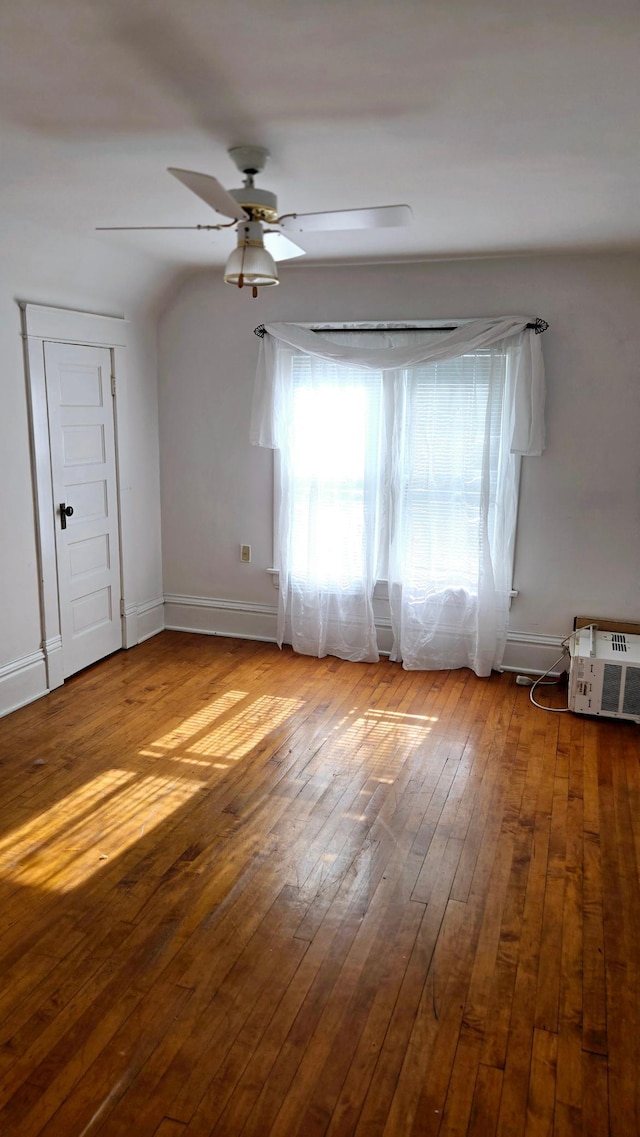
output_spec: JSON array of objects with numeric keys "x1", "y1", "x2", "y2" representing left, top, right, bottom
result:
[
  {"x1": 0, "y1": 217, "x2": 169, "y2": 715},
  {"x1": 159, "y1": 252, "x2": 640, "y2": 670}
]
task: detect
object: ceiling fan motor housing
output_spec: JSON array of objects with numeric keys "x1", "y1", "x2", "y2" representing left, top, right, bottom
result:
[{"x1": 229, "y1": 186, "x2": 278, "y2": 223}]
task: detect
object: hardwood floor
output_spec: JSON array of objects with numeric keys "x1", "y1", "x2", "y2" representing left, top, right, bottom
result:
[{"x1": 0, "y1": 631, "x2": 637, "y2": 1136}]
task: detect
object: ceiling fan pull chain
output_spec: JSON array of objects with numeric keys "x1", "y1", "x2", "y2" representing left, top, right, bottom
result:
[{"x1": 237, "y1": 242, "x2": 246, "y2": 288}]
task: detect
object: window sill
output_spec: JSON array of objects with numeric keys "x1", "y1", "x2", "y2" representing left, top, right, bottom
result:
[{"x1": 267, "y1": 570, "x2": 517, "y2": 600}]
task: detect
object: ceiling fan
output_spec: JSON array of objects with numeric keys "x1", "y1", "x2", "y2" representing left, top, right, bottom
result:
[{"x1": 97, "y1": 145, "x2": 412, "y2": 297}]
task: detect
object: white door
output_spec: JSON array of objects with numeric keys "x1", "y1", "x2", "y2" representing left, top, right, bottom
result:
[{"x1": 44, "y1": 341, "x2": 122, "y2": 678}]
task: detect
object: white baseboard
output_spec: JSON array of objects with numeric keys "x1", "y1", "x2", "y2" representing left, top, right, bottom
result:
[
  {"x1": 121, "y1": 600, "x2": 139, "y2": 649},
  {"x1": 43, "y1": 634, "x2": 64, "y2": 690},
  {"x1": 162, "y1": 593, "x2": 567, "y2": 674},
  {"x1": 137, "y1": 596, "x2": 165, "y2": 643},
  {"x1": 164, "y1": 593, "x2": 278, "y2": 643},
  {"x1": 0, "y1": 650, "x2": 48, "y2": 719},
  {"x1": 501, "y1": 630, "x2": 567, "y2": 675}
]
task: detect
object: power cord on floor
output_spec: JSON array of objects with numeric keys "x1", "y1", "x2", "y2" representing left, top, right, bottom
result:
[
  {"x1": 528, "y1": 650, "x2": 571, "y2": 712},
  {"x1": 518, "y1": 624, "x2": 601, "y2": 714}
]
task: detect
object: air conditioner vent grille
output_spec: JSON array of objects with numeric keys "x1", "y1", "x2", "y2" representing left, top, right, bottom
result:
[
  {"x1": 611, "y1": 633, "x2": 627, "y2": 651},
  {"x1": 601, "y1": 664, "x2": 622, "y2": 713},
  {"x1": 622, "y1": 667, "x2": 640, "y2": 717}
]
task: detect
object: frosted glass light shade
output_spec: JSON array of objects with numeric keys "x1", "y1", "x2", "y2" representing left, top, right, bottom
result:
[{"x1": 224, "y1": 244, "x2": 279, "y2": 288}]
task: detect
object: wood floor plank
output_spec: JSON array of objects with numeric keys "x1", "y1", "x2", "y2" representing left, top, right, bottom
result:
[
  {"x1": 153, "y1": 1122, "x2": 187, "y2": 1137},
  {"x1": 534, "y1": 758, "x2": 569, "y2": 1036},
  {"x1": 581, "y1": 1051, "x2": 609, "y2": 1137},
  {"x1": 581, "y1": 722, "x2": 607, "y2": 1058},
  {"x1": 463, "y1": 800, "x2": 550, "y2": 1137},
  {"x1": 320, "y1": 898, "x2": 426, "y2": 1137},
  {"x1": 449, "y1": 684, "x2": 520, "y2": 904},
  {"x1": 0, "y1": 633, "x2": 637, "y2": 1136},
  {"x1": 598, "y1": 727, "x2": 639, "y2": 1137},
  {"x1": 400, "y1": 895, "x2": 481, "y2": 1137},
  {"x1": 479, "y1": 711, "x2": 539, "y2": 1071},
  {"x1": 466, "y1": 1063, "x2": 503, "y2": 1137},
  {"x1": 555, "y1": 718, "x2": 585, "y2": 1116},
  {"x1": 523, "y1": 1027, "x2": 557, "y2": 1137}
]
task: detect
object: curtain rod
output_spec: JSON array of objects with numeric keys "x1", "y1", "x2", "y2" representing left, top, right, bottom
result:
[{"x1": 254, "y1": 319, "x2": 549, "y2": 338}]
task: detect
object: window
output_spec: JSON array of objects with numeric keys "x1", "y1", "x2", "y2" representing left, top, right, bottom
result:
[
  {"x1": 285, "y1": 343, "x2": 510, "y2": 595},
  {"x1": 288, "y1": 361, "x2": 383, "y2": 589},
  {"x1": 253, "y1": 319, "x2": 544, "y2": 674}
]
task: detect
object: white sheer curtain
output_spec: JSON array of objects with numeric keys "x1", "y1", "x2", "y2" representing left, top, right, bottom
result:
[
  {"x1": 257, "y1": 332, "x2": 385, "y2": 661},
  {"x1": 251, "y1": 319, "x2": 545, "y2": 675},
  {"x1": 387, "y1": 337, "x2": 522, "y2": 674}
]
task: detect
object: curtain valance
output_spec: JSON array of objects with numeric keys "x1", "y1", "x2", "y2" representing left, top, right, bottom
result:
[{"x1": 251, "y1": 317, "x2": 546, "y2": 456}]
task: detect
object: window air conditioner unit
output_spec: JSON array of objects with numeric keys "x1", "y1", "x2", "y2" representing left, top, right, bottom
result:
[{"x1": 568, "y1": 627, "x2": 640, "y2": 723}]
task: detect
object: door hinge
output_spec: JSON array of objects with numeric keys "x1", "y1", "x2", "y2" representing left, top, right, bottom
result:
[
  {"x1": 120, "y1": 598, "x2": 125, "y2": 617},
  {"x1": 111, "y1": 375, "x2": 116, "y2": 396}
]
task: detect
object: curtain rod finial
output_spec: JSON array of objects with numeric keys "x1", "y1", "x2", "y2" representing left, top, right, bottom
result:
[
  {"x1": 254, "y1": 324, "x2": 266, "y2": 338},
  {"x1": 532, "y1": 318, "x2": 549, "y2": 334}
]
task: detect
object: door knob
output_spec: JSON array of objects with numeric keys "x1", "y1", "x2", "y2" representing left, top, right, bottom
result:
[{"x1": 59, "y1": 502, "x2": 74, "y2": 530}]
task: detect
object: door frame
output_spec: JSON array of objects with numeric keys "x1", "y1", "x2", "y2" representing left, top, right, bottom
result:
[{"x1": 21, "y1": 302, "x2": 138, "y2": 691}]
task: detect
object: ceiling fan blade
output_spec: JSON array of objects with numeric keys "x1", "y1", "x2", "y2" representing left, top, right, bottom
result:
[
  {"x1": 279, "y1": 204, "x2": 412, "y2": 234},
  {"x1": 96, "y1": 225, "x2": 223, "y2": 231},
  {"x1": 168, "y1": 168, "x2": 248, "y2": 221},
  {"x1": 263, "y1": 232, "x2": 306, "y2": 262}
]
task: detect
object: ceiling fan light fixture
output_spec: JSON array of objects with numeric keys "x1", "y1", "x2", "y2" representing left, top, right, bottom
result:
[
  {"x1": 224, "y1": 244, "x2": 279, "y2": 288},
  {"x1": 224, "y1": 222, "x2": 279, "y2": 294}
]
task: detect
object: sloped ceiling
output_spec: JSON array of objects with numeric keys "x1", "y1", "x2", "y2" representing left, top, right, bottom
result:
[{"x1": 1, "y1": 0, "x2": 639, "y2": 270}]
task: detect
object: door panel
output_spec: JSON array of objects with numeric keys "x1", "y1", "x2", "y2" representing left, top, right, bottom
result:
[
  {"x1": 44, "y1": 342, "x2": 122, "y2": 678},
  {"x1": 61, "y1": 423, "x2": 106, "y2": 465}
]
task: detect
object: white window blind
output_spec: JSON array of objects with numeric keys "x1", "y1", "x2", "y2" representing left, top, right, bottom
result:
[{"x1": 395, "y1": 351, "x2": 503, "y2": 592}]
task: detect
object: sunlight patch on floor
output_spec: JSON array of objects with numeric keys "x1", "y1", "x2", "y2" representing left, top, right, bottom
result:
[
  {"x1": 0, "y1": 769, "x2": 201, "y2": 892},
  {"x1": 146, "y1": 690, "x2": 249, "y2": 753},
  {"x1": 366, "y1": 709, "x2": 439, "y2": 723},
  {"x1": 0, "y1": 689, "x2": 307, "y2": 892},
  {"x1": 187, "y1": 695, "x2": 303, "y2": 761},
  {"x1": 329, "y1": 707, "x2": 435, "y2": 769}
]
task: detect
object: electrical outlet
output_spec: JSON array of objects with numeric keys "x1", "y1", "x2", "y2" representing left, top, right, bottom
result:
[{"x1": 240, "y1": 544, "x2": 251, "y2": 563}]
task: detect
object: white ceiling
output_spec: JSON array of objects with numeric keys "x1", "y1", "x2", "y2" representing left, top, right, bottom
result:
[{"x1": 2, "y1": 0, "x2": 639, "y2": 270}]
